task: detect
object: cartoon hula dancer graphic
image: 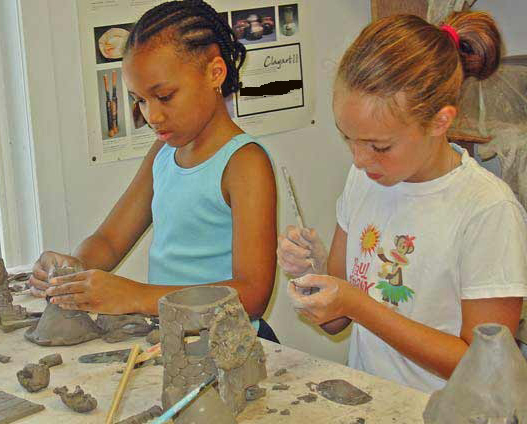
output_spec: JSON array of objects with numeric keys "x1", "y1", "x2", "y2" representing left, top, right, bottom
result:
[{"x1": 376, "y1": 235, "x2": 416, "y2": 307}]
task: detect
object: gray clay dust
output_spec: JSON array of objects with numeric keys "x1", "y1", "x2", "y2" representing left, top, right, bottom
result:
[
  {"x1": 115, "y1": 405, "x2": 162, "y2": 424},
  {"x1": 54, "y1": 385, "x2": 97, "y2": 413},
  {"x1": 16, "y1": 363, "x2": 50, "y2": 392},
  {"x1": 316, "y1": 380, "x2": 372, "y2": 406},
  {"x1": 25, "y1": 265, "x2": 102, "y2": 346}
]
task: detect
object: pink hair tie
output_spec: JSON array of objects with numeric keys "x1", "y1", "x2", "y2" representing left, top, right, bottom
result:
[{"x1": 440, "y1": 24, "x2": 460, "y2": 49}]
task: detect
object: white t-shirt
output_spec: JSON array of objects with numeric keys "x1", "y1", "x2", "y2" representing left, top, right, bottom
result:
[{"x1": 337, "y1": 146, "x2": 527, "y2": 393}]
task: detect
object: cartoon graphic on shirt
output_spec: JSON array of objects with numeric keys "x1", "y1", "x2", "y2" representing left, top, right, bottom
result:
[
  {"x1": 360, "y1": 224, "x2": 381, "y2": 256},
  {"x1": 375, "y1": 235, "x2": 416, "y2": 307}
]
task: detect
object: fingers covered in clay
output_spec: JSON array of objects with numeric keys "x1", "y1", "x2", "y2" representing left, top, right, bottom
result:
[{"x1": 277, "y1": 225, "x2": 314, "y2": 277}]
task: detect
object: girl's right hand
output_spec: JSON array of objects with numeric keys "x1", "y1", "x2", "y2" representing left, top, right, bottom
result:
[
  {"x1": 29, "y1": 251, "x2": 84, "y2": 298},
  {"x1": 277, "y1": 226, "x2": 328, "y2": 277}
]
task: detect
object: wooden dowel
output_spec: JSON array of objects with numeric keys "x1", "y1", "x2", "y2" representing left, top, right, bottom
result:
[{"x1": 105, "y1": 344, "x2": 141, "y2": 424}]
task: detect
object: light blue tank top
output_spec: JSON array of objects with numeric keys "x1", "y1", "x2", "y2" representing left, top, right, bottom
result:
[{"x1": 148, "y1": 133, "x2": 266, "y2": 286}]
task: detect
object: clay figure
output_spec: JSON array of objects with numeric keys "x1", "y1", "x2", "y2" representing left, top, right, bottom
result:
[
  {"x1": 0, "y1": 258, "x2": 33, "y2": 332},
  {"x1": 16, "y1": 363, "x2": 50, "y2": 392},
  {"x1": 96, "y1": 314, "x2": 153, "y2": 343},
  {"x1": 115, "y1": 405, "x2": 163, "y2": 424},
  {"x1": 39, "y1": 353, "x2": 63, "y2": 368},
  {"x1": 54, "y1": 385, "x2": 97, "y2": 413},
  {"x1": 25, "y1": 265, "x2": 102, "y2": 346},
  {"x1": 159, "y1": 286, "x2": 266, "y2": 422},
  {"x1": 423, "y1": 324, "x2": 527, "y2": 424}
]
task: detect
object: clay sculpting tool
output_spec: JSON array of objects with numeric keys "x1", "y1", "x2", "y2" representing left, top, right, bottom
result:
[
  {"x1": 105, "y1": 344, "x2": 141, "y2": 424},
  {"x1": 79, "y1": 348, "x2": 131, "y2": 364},
  {"x1": 151, "y1": 374, "x2": 217, "y2": 424},
  {"x1": 281, "y1": 166, "x2": 320, "y2": 295}
]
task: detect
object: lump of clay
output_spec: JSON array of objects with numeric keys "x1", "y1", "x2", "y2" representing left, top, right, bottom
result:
[
  {"x1": 0, "y1": 354, "x2": 11, "y2": 363},
  {"x1": 39, "y1": 353, "x2": 63, "y2": 368},
  {"x1": 53, "y1": 385, "x2": 97, "y2": 413},
  {"x1": 25, "y1": 265, "x2": 102, "y2": 346},
  {"x1": 115, "y1": 405, "x2": 163, "y2": 424},
  {"x1": 96, "y1": 314, "x2": 153, "y2": 343},
  {"x1": 423, "y1": 324, "x2": 527, "y2": 424},
  {"x1": 16, "y1": 363, "x2": 50, "y2": 392},
  {"x1": 146, "y1": 328, "x2": 160, "y2": 345},
  {"x1": 316, "y1": 380, "x2": 372, "y2": 406}
]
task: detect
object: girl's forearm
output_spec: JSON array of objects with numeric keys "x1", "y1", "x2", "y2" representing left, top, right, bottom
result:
[
  {"x1": 73, "y1": 233, "x2": 123, "y2": 272},
  {"x1": 344, "y1": 287, "x2": 468, "y2": 380}
]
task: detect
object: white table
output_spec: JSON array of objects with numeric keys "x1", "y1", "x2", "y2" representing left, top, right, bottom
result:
[{"x1": 0, "y1": 295, "x2": 429, "y2": 423}]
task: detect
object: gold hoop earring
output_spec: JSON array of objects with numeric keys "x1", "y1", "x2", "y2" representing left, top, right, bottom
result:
[{"x1": 216, "y1": 86, "x2": 222, "y2": 95}]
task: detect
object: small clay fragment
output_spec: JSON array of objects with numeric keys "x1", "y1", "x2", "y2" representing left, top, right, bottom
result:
[
  {"x1": 275, "y1": 349, "x2": 282, "y2": 353},
  {"x1": 266, "y1": 408, "x2": 278, "y2": 414},
  {"x1": 115, "y1": 405, "x2": 163, "y2": 424},
  {"x1": 54, "y1": 385, "x2": 97, "y2": 413},
  {"x1": 39, "y1": 353, "x2": 63, "y2": 368},
  {"x1": 0, "y1": 354, "x2": 10, "y2": 363},
  {"x1": 146, "y1": 328, "x2": 160, "y2": 345},
  {"x1": 245, "y1": 385, "x2": 266, "y2": 401},
  {"x1": 274, "y1": 368, "x2": 287, "y2": 377},
  {"x1": 297, "y1": 393, "x2": 317, "y2": 403},
  {"x1": 16, "y1": 363, "x2": 50, "y2": 392},
  {"x1": 96, "y1": 314, "x2": 153, "y2": 343},
  {"x1": 352, "y1": 419, "x2": 365, "y2": 424},
  {"x1": 316, "y1": 380, "x2": 372, "y2": 406},
  {"x1": 272, "y1": 383, "x2": 290, "y2": 391},
  {"x1": 280, "y1": 409, "x2": 291, "y2": 416},
  {"x1": 291, "y1": 400, "x2": 300, "y2": 405}
]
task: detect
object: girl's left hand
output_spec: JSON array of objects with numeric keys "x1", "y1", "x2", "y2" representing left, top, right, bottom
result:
[
  {"x1": 288, "y1": 274, "x2": 361, "y2": 325},
  {"x1": 45, "y1": 270, "x2": 138, "y2": 315}
]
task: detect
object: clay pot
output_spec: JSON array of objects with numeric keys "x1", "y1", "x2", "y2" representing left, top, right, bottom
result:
[{"x1": 423, "y1": 323, "x2": 527, "y2": 423}]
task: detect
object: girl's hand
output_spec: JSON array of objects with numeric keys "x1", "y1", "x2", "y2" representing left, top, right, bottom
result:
[
  {"x1": 29, "y1": 251, "x2": 85, "y2": 298},
  {"x1": 288, "y1": 274, "x2": 361, "y2": 325},
  {"x1": 45, "y1": 270, "x2": 138, "y2": 315},
  {"x1": 277, "y1": 226, "x2": 328, "y2": 277}
]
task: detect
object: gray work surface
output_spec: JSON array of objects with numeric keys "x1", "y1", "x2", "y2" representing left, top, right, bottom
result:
[{"x1": 0, "y1": 295, "x2": 429, "y2": 423}]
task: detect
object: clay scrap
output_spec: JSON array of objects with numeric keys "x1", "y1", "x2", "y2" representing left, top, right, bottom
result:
[
  {"x1": 146, "y1": 328, "x2": 160, "y2": 345},
  {"x1": 39, "y1": 353, "x2": 63, "y2": 368},
  {"x1": 0, "y1": 355, "x2": 10, "y2": 364},
  {"x1": 423, "y1": 324, "x2": 527, "y2": 424},
  {"x1": 16, "y1": 364, "x2": 50, "y2": 393},
  {"x1": 0, "y1": 390, "x2": 45, "y2": 424},
  {"x1": 159, "y1": 286, "x2": 266, "y2": 423},
  {"x1": 96, "y1": 314, "x2": 154, "y2": 343},
  {"x1": 25, "y1": 265, "x2": 102, "y2": 346},
  {"x1": 0, "y1": 259, "x2": 36, "y2": 333},
  {"x1": 316, "y1": 379, "x2": 372, "y2": 406},
  {"x1": 53, "y1": 385, "x2": 97, "y2": 413},
  {"x1": 114, "y1": 405, "x2": 163, "y2": 424}
]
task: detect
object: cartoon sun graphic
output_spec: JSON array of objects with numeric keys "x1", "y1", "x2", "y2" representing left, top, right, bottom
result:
[{"x1": 360, "y1": 225, "x2": 380, "y2": 256}]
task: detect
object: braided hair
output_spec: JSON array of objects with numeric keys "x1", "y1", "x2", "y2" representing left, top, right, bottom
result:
[{"x1": 125, "y1": 0, "x2": 246, "y2": 97}]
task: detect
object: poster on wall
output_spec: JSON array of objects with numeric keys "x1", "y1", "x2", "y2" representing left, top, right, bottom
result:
[{"x1": 77, "y1": 0, "x2": 314, "y2": 165}]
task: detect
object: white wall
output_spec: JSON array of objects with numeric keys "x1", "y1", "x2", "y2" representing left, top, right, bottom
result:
[{"x1": 20, "y1": 0, "x2": 369, "y2": 364}]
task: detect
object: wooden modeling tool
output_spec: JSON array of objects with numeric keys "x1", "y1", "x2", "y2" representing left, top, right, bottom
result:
[
  {"x1": 105, "y1": 344, "x2": 141, "y2": 424},
  {"x1": 281, "y1": 167, "x2": 320, "y2": 294},
  {"x1": 151, "y1": 375, "x2": 217, "y2": 424}
]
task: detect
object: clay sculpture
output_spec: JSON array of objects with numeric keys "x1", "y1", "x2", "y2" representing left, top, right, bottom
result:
[
  {"x1": 0, "y1": 258, "x2": 34, "y2": 332},
  {"x1": 115, "y1": 405, "x2": 163, "y2": 424},
  {"x1": 423, "y1": 323, "x2": 527, "y2": 423},
  {"x1": 25, "y1": 265, "x2": 102, "y2": 346},
  {"x1": 16, "y1": 363, "x2": 50, "y2": 392},
  {"x1": 53, "y1": 385, "x2": 97, "y2": 413},
  {"x1": 96, "y1": 314, "x2": 153, "y2": 343},
  {"x1": 159, "y1": 286, "x2": 266, "y2": 423}
]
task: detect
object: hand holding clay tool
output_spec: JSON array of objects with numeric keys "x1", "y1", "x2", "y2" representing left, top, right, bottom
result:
[
  {"x1": 151, "y1": 374, "x2": 217, "y2": 424},
  {"x1": 105, "y1": 344, "x2": 141, "y2": 424},
  {"x1": 281, "y1": 166, "x2": 319, "y2": 294}
]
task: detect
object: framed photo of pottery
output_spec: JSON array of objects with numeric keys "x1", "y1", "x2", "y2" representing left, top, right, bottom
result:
[
  {"x1": 370, "y1": 0, "x2": 428, "y2": 21},
  {"x1": 279, "y1": 4, "x2": 299, "y2": 37},
  {"x1": 231, "y1": 6, "x2": 277, "y2": 45}
]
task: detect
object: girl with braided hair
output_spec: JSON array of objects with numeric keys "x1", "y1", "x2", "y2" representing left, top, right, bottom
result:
[
  {"x1": 30, "y1": 0, "x2": 279, "y2": 341},
  {"x1": 278, "y1": 11, "x2": 527, "y2": 391}
]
